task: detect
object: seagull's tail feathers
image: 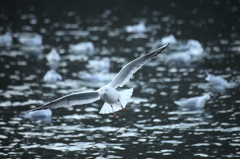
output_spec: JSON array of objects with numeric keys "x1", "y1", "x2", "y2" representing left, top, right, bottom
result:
[
  {"x1": 119, "y1": 88, "x2": 133, "y2": 108},
  {"x1": 99, "y1": 102, "x2": 112, "y2": 114},
  {"x1": 99, "y1": 88, "x2": 133, "y2": 114}
]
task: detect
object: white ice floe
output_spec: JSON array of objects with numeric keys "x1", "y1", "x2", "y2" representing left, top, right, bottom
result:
[
  {"x1": 205, "y1": 71, "x2": 229, "y2": 88},
  {"x1": 78, "y1": 69, "x2": 114, "y2": 83},
  {"x1": 23, "y1": 109, "x2": 52, "y2": 118},
  {"x1": 161, "y1": 35, "x2": 177, "y2": 44},
  {"x1": 125, "y1": 22, "x2": 146, "y2": 33},
  {"x1": 174, "y1": 94, "x2": 210, "y2": 108},
  {"x1": 46, "y1": 49, "x2": 61, "y2": 63},
  {"x1": 166, "y1": 52, "x2": 191, "y2": 66},
  {"x1": 18, "y1": 33, "x2": 42, "y2": 46},
  {"x1": 0, "y1": 32, "x2": 12, "y2": 46},
  {"x1": 185, "y1": 39, "x2": 204, "y2": 56},
  {"x1": 87, "y1": 57, "x2": 111, "y2": 73},
  {"x1": 22, "y1": 109, "x2": 52, "y2": 123},
  {"x1": 69, "y1": 42, "x2": 94, "y2": 54},
  {"x1": 43, "y1": 69, "x2": 62, "y2": 83}
]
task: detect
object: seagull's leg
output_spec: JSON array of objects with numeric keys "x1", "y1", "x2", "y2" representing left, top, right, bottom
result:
[
  {"x1": 110, "y1": 104, "x2": 117, "y2": 118},
  {"x1": 118, "y1": 99, "x2": 125, "y2": 111}
]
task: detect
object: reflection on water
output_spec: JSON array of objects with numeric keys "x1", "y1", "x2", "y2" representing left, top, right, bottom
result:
[{"x1": 1, "y1": 0, "x2": 240, "y2": 158}]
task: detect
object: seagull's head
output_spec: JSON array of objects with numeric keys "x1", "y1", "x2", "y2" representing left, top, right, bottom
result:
[{"x1": 99, "y1": 86, "x2": 109, "y2": 96}]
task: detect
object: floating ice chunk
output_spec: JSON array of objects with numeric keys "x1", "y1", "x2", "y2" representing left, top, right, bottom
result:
[
  {"x1": 79, "y1": 71, "x2": 108, "y2": 82},
  {"x1": 87, "y1": 57, "x2": 111, "y2": 73},
  {"x1": 21, "y1": 109, "x2": 52, "y2": 123},
  {"x1": 161, "y1": 35, "x2": 177, "y2": 44},
  {"x1": 69, "y1": 42, "x2": 94, "y2": 54},
  {"x1": 18, "y1": 33, "x2": 42, "y2": 46},
  {"x1": 43, "y1": 69, "x2": 62, "y2": 83},
  {"x1": 205, "y1": 71, "x2": 229, "y2": 87},
  {"x1": 174, "y1": 94, "x2": 210, "y2": 108},
  {"x1": 185, "y1": 39, "x2": 203, "y2": 56},
  {"x1": 0, "y1": 32, "x2": 12, "y2": 46},
  {"x1": 166, "y1": 52, "x2": 191, "y2": 66},
  {"x1": 125, "y1": 21, "x2": 146, "y2": 33},
  {"x1": 22, "y1": 109, "x2": 52, "y2": 118},
  {"x1": 46, "y1": 49, "x2": 61, "y2": 63}
]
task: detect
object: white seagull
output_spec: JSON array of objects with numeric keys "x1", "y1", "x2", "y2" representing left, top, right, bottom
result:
[
  {"x1": 205, "y1": 71, "x2": 229, "y2": 88},
  {"x1": 32, "y1": 44, "x2": 169, "y2": 118},
  {"x1": 174, "y1": 94, "x2": 210, "y2": 108}
]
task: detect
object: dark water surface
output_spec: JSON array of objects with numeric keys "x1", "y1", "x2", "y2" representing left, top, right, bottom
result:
[{"x1": 1, "y1": 0, "x2": 240, "y2": 158}]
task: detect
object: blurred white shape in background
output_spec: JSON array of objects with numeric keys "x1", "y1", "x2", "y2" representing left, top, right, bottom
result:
[
  {"x1": 18, "y1": 32, "x2": 42, "y2": 46},
  {"x1": 185, "y1": 39, "x2": 204, "y2": 56},
  {"x1": 0, "y1": 32, "x2": 12, "y2": 47},
  {"x1": 125, "y1": 21, "x2": 146, "y2": 33},
  {"x1": 87, "y1": 57, "x2": 111, "y2": 73},
  {"x1": 43, "y1": 69, "x2": 62, "y2": 83},
  {"x1": 21, "y1": 109, "x2": 52, "y2": 123},
  {"x1": 166, "y1": 52, "x2": 191, "y2": 66},
  {"x1": 69, "y1": 42, "x2": 94, "y2": 54},
  {"x1": 161, "y1": 34, "x2": 177, "y2": 44},
  {"x1": 46, "y1": 49, "x2": 61, "y2": 63}
]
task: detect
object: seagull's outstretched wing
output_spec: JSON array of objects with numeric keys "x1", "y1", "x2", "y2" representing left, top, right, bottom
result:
[
  {"x1": 109, "y1": 44, "x2": 169, "y2": 88},
  {"x1": 32, "y1": 91, "x2": 100, "y2": 111}
]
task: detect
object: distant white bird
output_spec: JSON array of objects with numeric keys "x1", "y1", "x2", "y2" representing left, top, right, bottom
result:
[
  {"x1": 43, "y1": 69, "x2": 62, "y2": 83},
  {"x1": 69, "y1": 42, "x2": 94, "y2": 54},
  {"x1": 18, "y1": 33, "x2": 42, "y2": 46},
  {"x1": 174, "y1": 94, "x2": 210, "y2": 108},
  {"x1": 0, "y1": 32, "x2": 12, "y2": 46},
  {"x1": 87, "y1": 57, "x2": 111, "y2": 73},
  {"x1": 125, "y1": 22, "x2": 146, "y2": 33},
  {"x1": 205, "y1": 71, "x2": 229, "y2": 87},
  {"x1": 46, "y1": 49, "x2": 61, "y2": 63},
  {"x1": 32, "y1": 44, "x2": 169, "y2": 118}
]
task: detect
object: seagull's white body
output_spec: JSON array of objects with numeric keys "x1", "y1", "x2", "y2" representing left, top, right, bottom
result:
[
  {"x1": 32, "y1": 44, "x2": 169, "y2": 117},
  {"x1": 205, "y1": 72, "x2": 228, "y2": 87},
  {"x1": 79, "y1": 71, "x2": 111, "y2": 82},
  {"x1": 174, "y1": 94, "x2": 210, "y2": 108}
]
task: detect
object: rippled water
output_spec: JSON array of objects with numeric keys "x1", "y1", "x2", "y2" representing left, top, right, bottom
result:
[{"x1": 1, "y1": 1, "x2": 240, "y2": 158}]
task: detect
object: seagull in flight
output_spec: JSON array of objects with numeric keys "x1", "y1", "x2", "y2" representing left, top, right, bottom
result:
[{"x1": 32, "y1": 44, "x2": 169, "y2": 118}]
